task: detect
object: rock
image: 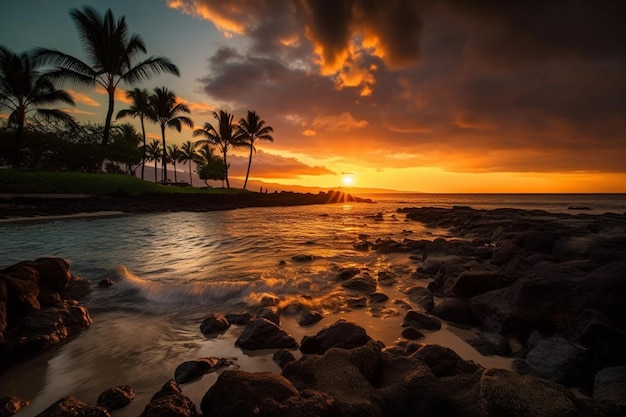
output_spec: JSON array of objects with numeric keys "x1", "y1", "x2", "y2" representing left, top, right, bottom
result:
[
  {"x1": 150, "y1": 379, "x2": 182, "y2": 403},
  {"x1": 298, "y1": 310, "x2": 322, "y2": 326},
  {"x1": 466, "y1": 331, "x2": 511, "y2": 356},
  {"x1": 377, "y1": 271, "x2": 397, "y2": 286},
  {"x1": 256, "y1": 307, "x2": 280, "y2": 325},
  {"x1": 97, "y1": 279, "x2": 113, "y2": 288},
  {"x1": 283, "y1": 342, "x2": 383, "y2": 416},
  {"x1": 224, "y1": 311, "x2": 252, "y2": 325},
  {"x1": 16, "y1": 258, "x2": 71, "y2": 295},
  {"x1": 201, "y1": 370, "x2": 336, "y2": 417},
  {"x1": 401, "y1": 327, "x2": 424, "y2": 340},
  {"x1": 404, "y1": 286, "x2": 434, "y2": 312},
  {"x1": 341, "y1": 273, "x2": 377, "y2": 293},
  {"x1": 140, "y1": 391, "x2": 197, "y2": 417},
  {"x1": 300, "y1": 320, "x2": 372, "y2": 354},
  {"x1": 402, "y1": 310, "x2": 442, "y2": 331},
  {"x1": 35, "y1": 396, "x2": 110, "y2": 417},
  {"x1": 410, "y1": 344, "x2": 481, "y2": 377},
  {"x1": 2, "y1": 274, "x2": 40, "y2": 324},
  {"x1": 593, "y1": 366, "x2": 626, "y2": 404},
  {"x1": 449, "y1": 270, "x2": 509, "y2": 299},
  {"x1": 65, "y1": 275, "x2": 92, "y2": 300},
  {"x1": 346, "y1": 296, "x2": 367, "y2": 308},
  {"x1": 174, "y1": 357, "x2": 231, "y2": 384},
  {"x1": 0, "y1": 396, "x2": 29, "y2": 417},
  {"x1": 96, "y1": 385, "x2": 135, "y2": 410},
  {"x1": 291, "y1": 254, "x2": 315, "y2": 262},
  {"x1": 273, "y1": 349, "x2": 296, "y2": 369},
  {"x1": 368, "y1": 292, "x2": 389, "y2": 303},
  {"x1": 432, "y1": 298, "x2": 475, "y2": 325},
  {"x1": 235, "y1": 318, "x2": 297, "y2": 350},
  {"x1": 199, "y1": 313, "x2": 230, "y2": 336},
  {"x1": 337, "y1": 267, "x2": 361, "y2": 280}
]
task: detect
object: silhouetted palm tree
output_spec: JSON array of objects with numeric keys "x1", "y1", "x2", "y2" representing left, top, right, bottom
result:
[
  {"x1": 238, "y1": 110, "x2": 274, "y2": 190},
  {"x1": 145, "y1": 139, "x2": 161, "y2": 182},
  {"x1": 180, "y1": 140, "x2": 197, "y2": 186},
  {"x1": 0, "y1": 45, "x2": 76, "y2": 166},
  {"x1": 116, "y1": 88, "x2": 149, "y2": 179},
  {"x1": 193, "y1": 110, "x2": 244, "y2": 189},
  {"x1": 167, "y1": 144, "x2": 183, "y2": 183},
  {"x1": 146, "y1": 87, "x2": 193, "y2": 182},
  {"x1": 35, "y1": 6, "x2": 179, "y2": 170}
]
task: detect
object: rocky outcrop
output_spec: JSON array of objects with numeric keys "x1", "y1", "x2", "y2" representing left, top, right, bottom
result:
[
  {"x1": 174, "y1": 358, "x2": 232, "y2": 384},
  {"x1": 300, "y1": 319, "x2": 372, "y2": 354},
  {"x1": 35, "y1": 396, "x2": 110, "y2": 417},
  {"x1": 0, "y1": 258, "x2": 92, "y2": 370},
  {"x1": 96, "y1": 385, "x2": 135, "y2": 410},
  {"x1": 235, "y1": 318, "x2": 297, "y2": 350},
  {"x1": 139, "y1": 380, "x2": 197, "y2": 417}
]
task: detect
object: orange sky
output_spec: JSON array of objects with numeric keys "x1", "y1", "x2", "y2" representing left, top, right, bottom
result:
[{"x1": 1, "y1": 0, "x2": 625, "y2": 192}]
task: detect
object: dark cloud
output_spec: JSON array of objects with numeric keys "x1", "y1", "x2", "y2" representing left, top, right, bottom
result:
[{"x1": 227, "y1": 150, "x2": 336, "y2": 179}]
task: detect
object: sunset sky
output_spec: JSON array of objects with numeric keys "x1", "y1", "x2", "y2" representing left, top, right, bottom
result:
[{"x1": 1, "y1": 0, "x2": 625, "y2": 192}]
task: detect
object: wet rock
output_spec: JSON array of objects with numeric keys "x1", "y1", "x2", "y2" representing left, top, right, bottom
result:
[
  {"x1": 337, "y1": 267, "x2": 361, "y2": 280},
  {"x1": 346, "y1": 296, "x2": 367, "y2": 308},
  {"x1": 404, "y1": 286, "x2": 434, "y2": 312},
  {"x1": 256, "y1": 306, "x2": 280, "y2": 325},
  {"x1": 174, "y1": 357, "x2": 231, "y2": 384},
  {"x1": 401, "y1": 327, "x2": 424, "y2": 340},
  {"x1": 2, "y1": 273, "x2": 40, "y2": 324},
  {"x1": 224, "y1": 311, "x2": 251, "y2": 325},
  {"x1": 201, "y1": 370, "x2": 336, "y2": 417},
  {"x1": 273, "y1": 349, "x2": 296, "y2": 369},
  {"x1": 402, "y1": 309, "x2": 442, "y2": 331},
  {"x1": 96, "y1": 385, "x2": 135, "y2": 410},
  {"x1": 377, "y1": 271, "x2": 397, "y2": 286},
  {"x1": 300, "y1": 320, "x2": 372, "y2": 354},
  {"x1": 298, "y1": 310, "x2": 322, "y2": 326},
  {"x1": 466, "y1": 331, "x2": 511, "y2": 356},
  {"x1": 433, "y1": 297, "x2": 475, "y2": 325},
  {"x1": 449, "y1": 270, "x2": 510, "y2": 299},
  {"x1": 593, "y1": 366, "x2": 626, "y2": 404},
  {"x1": 140, "y1": 387, "x2": 197, "y2": 417},
  {"x1": 368, "y1": 292, "x2": 389, "y2": 304},
  {"x1": 97, "y1": 279, "x2": 113, "y2": 288},
  {"x1": 292, "y1": 254, "x2": 315, "y2": 262},
  {"x1": 199, "y1": 313, "x2": 230, "y2": 336},
  {"x1": 66, "y1": 275, "x2": 92, "y2": 300},
  {"x1": 0, "y1": 396, "x2": 29, "y2": 417},
  {"x1": 410, "y1": 344, "x2": 481, "y2": 377},
  {"x1": 150, "y1": 379, "x2": 182, "y2": 403},
  {"x1": 36, "y1": 396, "x2": 110, "y2": 417},
  {"x1": 341, "y1": 272, "x2": 377, "y2": 293},
  {"x1": 235, "y1": 318, "x2": 297, "y2": 350}
]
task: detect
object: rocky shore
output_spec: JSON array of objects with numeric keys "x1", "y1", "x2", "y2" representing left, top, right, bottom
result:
[
  {"x1": 1, "y1": 205, "x2": 625, "y2": 416},
  {"x1": 0, "y1": 190, "x2": 369, "y2": 220}
]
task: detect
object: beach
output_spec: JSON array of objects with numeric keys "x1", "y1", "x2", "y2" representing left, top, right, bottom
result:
[{"x1": 1, "y1": 193, "x2": 625, "y2": 416}]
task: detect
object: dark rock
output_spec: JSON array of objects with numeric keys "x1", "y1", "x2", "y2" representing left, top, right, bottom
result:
[
  {"x1": 593, "y1": 366, "x2": 626, "y2": 404},
  {"x1": 174, "y1": 357, "x2": 231, "y2": 384},
  {"x1": 402, "y1": 310, "x2": 442, "y2": 331},
  {"x1": 337, "y1": 267, "x2": 361, "y2": 280},
  {"x1": 16, "y1": 258, "x2": 71, "y2": 295},
  {"x1": 404, "y1": 286, "x2": 434, "y2": 312},
  {"x1": 235, "y1": 318, "x2": 297, "y2": 350},
  {"x1": 96, "y1": 385, "x2": 135, "y2": 410},
  {"x1": 97, "y1": 279, "x2": 113, "y2": 288},
  {"x1": 346, "y1": 296, "x2": 367, "y2": 308},
  {"x1": 377, "y1": 271, "x2": 397, "y2": 286},
  {"x1": 37, "y1": 287, "x2": 62, "y2": 307},
  {"x1": 35, "y1": 396, "x2": 110, "y2": 417},
  {"x1": 401, "y1": 327, "x2": 424, "y2": 340},
  {"x1": 224, "y1": 311, "x2": 251, "y2": 325},
  {"x1": 2, "y1": 274, "x2": 40, "y2": 324},
  {"x1": 279, "y1": 260, "x2": 287, "y2": 265},
  {"x1": 65, "y1": 275, "x2": 92, "y2": 300},
  {"x1": 273, "y1": 349, "x2": 296, "y2": 369},
  {"x1": 368, "y1": 292, "x2": 389, "y2": 303},
  {"x1": 139, "y1": 392, "x2": 197, "y2": 417},
  {"x1": 150, "y1": 379, "x2": 182, "y2": 403},
  {"x1": 256, "y1": 307, "x2": 280, "y2": 325},
  {"x1": 298, "y1": 310, "x2": 322, "y2": 326},
  {"x1": 299, "y1": 320, "x2": 372, "y2": 354},
  {"x1": 449, "y1": 270, "x2": 509, "y2": 299},
  {"x1": 0, "y1": 396, "x2": 29, "y2": 417},
  {"x1": 201, "y1": 370, "x2": 336, "y2": 417},
  {"x1": 199, "y1": 313, "x2": 230, "y2": 336},
  {"x1": 410, "y1": 344, "x2": 481, "y2": 377},
  {"x1": 466, "y1": 331, "x2": 511, "y2": 356},
  {"x1": 433, "y1": 297, "x2": 475, "y2": 325},
  {"x1": 341, "y1": 273, "x2": 377, "y2": 293},
  {"x1": 292, "y1": 254, "x2": 315, "y2": 262}
]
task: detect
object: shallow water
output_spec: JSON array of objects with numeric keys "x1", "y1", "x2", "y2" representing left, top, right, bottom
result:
[{"x1": 2, "y1": 193, "x2": 624, "y2": 416}]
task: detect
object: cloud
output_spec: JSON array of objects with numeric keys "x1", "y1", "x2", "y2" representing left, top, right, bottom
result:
[
  {"x1": 227, "y1": 150, "x2": 336, "y2": 179},
  {"x1": 69, "y1": 90, "x2": 99, "y2": 107},
  {"x1": 310, "y1": 112, "x2": 368, "y2": 132},
  {"x1": 96, "y1": 86, "x2": 132, "y2": 104}
]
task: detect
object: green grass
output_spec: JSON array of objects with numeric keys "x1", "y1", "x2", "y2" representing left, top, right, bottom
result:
[{"x1": 0, "y1": 169, "x2": 248, "y2": 196}]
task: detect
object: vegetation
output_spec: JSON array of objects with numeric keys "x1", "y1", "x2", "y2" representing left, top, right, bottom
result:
[
  {"x1": 238, "y1": 110, "x2": 274, "y2": 190},
  {"x1": 180, "y1": 140, "x2": 198, "y2": 186},
  {"x1": 116, "y1": 88, "x2": 150, "y2": 179},
  {"x1": 144, "y1": 139, "x2": 162, "y2": 182}
]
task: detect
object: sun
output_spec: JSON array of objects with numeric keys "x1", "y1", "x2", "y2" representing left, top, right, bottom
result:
[{"x1": 342, "y1": 173, "x2": 355, "y2": 186}]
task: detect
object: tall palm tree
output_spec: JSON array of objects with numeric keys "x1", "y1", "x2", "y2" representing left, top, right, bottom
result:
[
  {"x1": 146, "y1": 87, "x2": 193, "y2": 182},
  {"x1": 193, "y1": 110, "x2": 244, "y2": 189},
  {"x1": 0, "y1": 45, "x2": 76, "y2": 166},
  {"x1": 166, "y1": 144, "x2": 182, "y2": 183},
  {"x1": 116, "y1": 88, "x2": 149, "y2": 179},
  {"x1": 238, "y1": 110, "x2": 274, "y2": 190},
  {"x1": 145, "y1": 139, "x2": 161, "y2": 182},
  {"x1": 34, "y1": 6, "x2": 180, "y2": 170},
  {"x1": 180, "y1": 140, "x2": 197, "y2": 186}
]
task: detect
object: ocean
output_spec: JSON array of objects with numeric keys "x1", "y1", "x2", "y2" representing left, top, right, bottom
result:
[{"x1": 1, "y1": 193, "x2": 625, "y2": 416}]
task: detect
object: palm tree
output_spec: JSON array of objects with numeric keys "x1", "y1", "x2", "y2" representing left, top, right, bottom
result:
[
  {"x1": 238, "y1": 110, "x2": 274, "y2": 190},
  {"x1": 145, "y1": 139, "x2": 161, "y2": 182},
  {"x1": 0, "y1": 45, "x2": 76, "y2": 166},
  {"x1": 146, "y1": 87, "x2": 193, "y2": 182},
  {"x1": 35, "y1": 6, "x2": 180, "y2": 170},
  {"x1": 180, "y1": 140, "x2": 197, "y2": 186},
  {"x1": 193, "y1": 110, "x2": 245, "y2": 189},
  {"x1": 116, "y1": 88, "x2": 149, "y2": 179},
  {"x1": 166, "y1": 144, "x2": 182, "y2": 183}
]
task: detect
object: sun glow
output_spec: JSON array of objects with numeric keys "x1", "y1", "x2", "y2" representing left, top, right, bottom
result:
[{"x1": 342, "y1": 173, "x2": 355, "y2": 186}]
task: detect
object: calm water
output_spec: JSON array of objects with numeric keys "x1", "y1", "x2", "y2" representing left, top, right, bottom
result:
[{"x1": 1, "y1": 193, "x2": 625, "y2": 416}]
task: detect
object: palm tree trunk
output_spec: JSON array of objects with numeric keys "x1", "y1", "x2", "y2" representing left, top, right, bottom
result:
[
  {"x1": 160, "y1": 125, "x2": 167, "y2": 182},
  {"x1": 173, "y1": 162, "x2": 178, "y2": 183},
  {"x1": 243, "y1": 145, "x2": 253, "y2": 190},
  {"x1": 188, "y1": 161, "x2": 193, "y2": 186},
  {"x1": 223, "y1": 149, "x2": 230, "y2": 189},
  {"x1": 140, "y1": 116, "x2": 146, "y2": 180},
  {"x1": 154, "y1": 159, "x2": 158, "y2": 183},
  {"x1": 101, "y1": 88, "x2": 116, "y2": 173}
]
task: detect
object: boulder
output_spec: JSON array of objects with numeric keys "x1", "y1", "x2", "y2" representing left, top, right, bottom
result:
[
  {"x1": 273, "y1": 349, "x2": 296, "y2": 369},
  {"x1": 150, "y1": 379, "x2": 182, "y2": 403},
  {"x1": 346, "y1": 297, "x2": 367, "y2": 308},
  {"x1": 97, "y1": 279, "x2": 114, "y2": 288},
  {"x1": 35, "y1": 396, "x2": 110, "y2": 417},
  {"x1": 235, "y1": 318, "x2": 297, "y2": 350},
  {"x1": 402, "y1": 310, "x2": 442, "y2": 331},
  {"x1": 140, "y1": 391, "x2": 197, "y2": 417},
  {"x1": 2, "y1": 274, "x2": 40, "y2": 324},
  {"x1": 593, "y1": 366, "x2": 626, "y2": 404},
  {"x1": 15, "y1": 258, "x2": 71, "y2": 295},
  {"x1": 449, "y1": 270, "x2": 510, "y2": 299},
  {"x1": 377, "y1": 271, "x2": 397, "y2": 286},
  {"x1": 298, "y1": 310, "x2": 322, "y2": 326},
  {"x1": 300, "y1": 320, "x2": 372, "y2": 354},
  {"x1": 337, "y1": 267, "x2": 361, "y2": 280},
  {"x1": 410, "y1": 344, "x2": 481, "y2": 377},
  {"x1": 0, "y1": 396, "x2": 29, "y2": 417},
  {"x1": 368, "y1": 292, "x2": 389, "y2": 304},
  {"x1": 341, "y1": 273, "x2": 377, "y2": 293},
  {"x1": 174, "y1": 357, "x2": 231, "y2": 384},
  {"x1": 201, "y1": 370, "x2": 336, "y2": 417},
  {"x1": 96, "y1": 385, "x2": 135, "y2": 410},
  {"x1": 401, "y1": 327, "x2": 424, "y2": 340},
  {"x1": 404, "y1": 286, "x2": 434, "y2": 312},
  {"x1": 466, "y1": 331, "x2": 511, "y2": 356},
  {"x1": 256, "y1": 307, "x2": 280, "y2": 325},
  {"x1": 432, "y1": 298, "x2": 475, "y2": 325},
  {"x1": 224, "y1": 312, "x2": 251, "y2": 325},
  {"x1": 199, "y1": 313, "x2": 230, "y2": 336}
]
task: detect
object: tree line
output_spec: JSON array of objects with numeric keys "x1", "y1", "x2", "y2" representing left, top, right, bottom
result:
[{"x1": 0, "y1": 6, "x2": 273, "y2": 189}]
